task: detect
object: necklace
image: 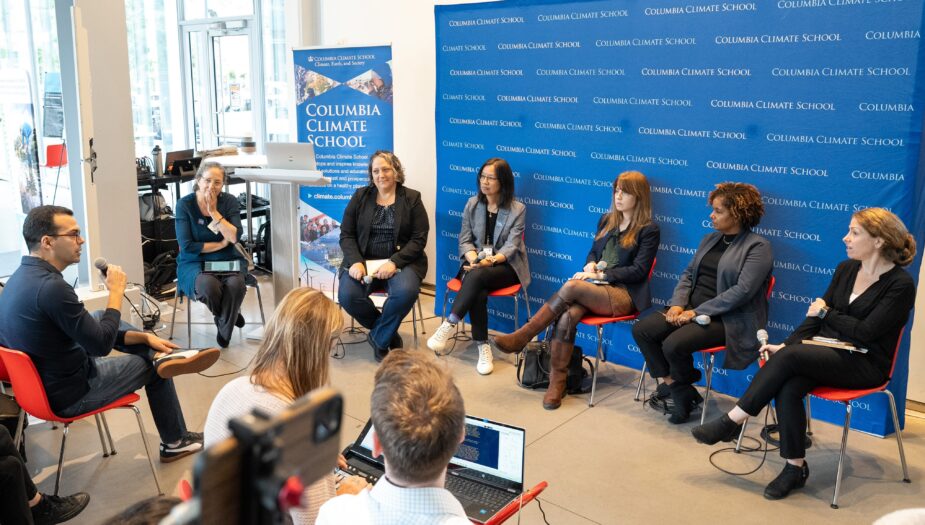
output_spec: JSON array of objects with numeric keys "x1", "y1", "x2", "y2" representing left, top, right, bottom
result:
[{"x1": 722, "y1": 234, "x2": 735, "y2": 246}]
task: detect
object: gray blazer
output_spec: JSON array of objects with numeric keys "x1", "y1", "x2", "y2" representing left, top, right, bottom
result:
[
  {"x1": 458, "y1": 196, "x2": 530, "y2": 288},
  {"x1": 670, "y1": 230, "x2": 773, "y2": 370}
]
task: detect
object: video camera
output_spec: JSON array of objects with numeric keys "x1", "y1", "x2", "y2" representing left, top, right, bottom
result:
[{"x1": 166, "y1": 387, "x2": 343, "y2": 525}]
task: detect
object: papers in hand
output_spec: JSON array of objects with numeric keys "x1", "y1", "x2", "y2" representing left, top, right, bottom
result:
[
  {"x1": 802, "y1": 336, "x2": 868, "y2": 354},
  {"x1": 365, "y1": 259, "x2": 391, "y2": 275}
]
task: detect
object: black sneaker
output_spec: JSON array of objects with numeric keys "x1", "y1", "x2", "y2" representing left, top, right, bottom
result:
[
  {"x1": 154, "y1": 348, "x2": 220, "y2": 378},
  {"x1": 764, "y1": 462, "x2": 809, "y2": 500},
  {"x1": 160, "y1": 432, "x2": 204, "y2": 463},
  {"x1": 31, "y1": 492, "x2": 90, "y2": 525}
]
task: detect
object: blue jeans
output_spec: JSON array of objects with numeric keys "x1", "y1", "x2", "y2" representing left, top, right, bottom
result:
[
  {"x1": 56, "y1": 313, "x2": 187, "y2": 444},
  {"x1": 338, "y1": 268, "x2": 422, "y2": 351}
]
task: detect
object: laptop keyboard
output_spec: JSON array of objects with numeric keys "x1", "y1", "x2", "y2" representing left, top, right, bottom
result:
[{"x1": 445, "y1": 474, "x2": 514, "y2": 513}]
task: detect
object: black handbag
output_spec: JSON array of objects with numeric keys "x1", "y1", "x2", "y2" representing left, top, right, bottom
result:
[{"x1": 516, "y1": 340, "x2": 592, "y2": 393}]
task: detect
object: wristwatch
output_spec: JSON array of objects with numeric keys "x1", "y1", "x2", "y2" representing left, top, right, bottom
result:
[{"x1": 817, "y1": 306, "x2": 830, "y2": 319}]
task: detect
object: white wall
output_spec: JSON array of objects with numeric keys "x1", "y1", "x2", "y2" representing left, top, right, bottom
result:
[
  {"x1": 908, "y1": 263, "x2": 925, "y2": 403},
  {"x1": 314, "y1": 0, "x2": 497, "y2": 286}
]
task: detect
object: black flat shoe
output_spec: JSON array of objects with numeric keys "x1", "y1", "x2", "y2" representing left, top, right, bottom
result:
[
  {"x1": 235, "y1": 314, "x2": 246, "y2": 328},
  {"x1": 692, "y1": 414, "x2": 742, "y2": 444},
  {"x1": 668, "y1": 383, "x2": 700, "y2": 424},
  {"x1": 374, "y1": 346, "x2": 390, "y2": 363},
  {"x1": 764, "y1": 462, "x2": 809, "y2": 500},
  {"x1": 389, "y1": 333, "x2": 404, "y2": 350}
]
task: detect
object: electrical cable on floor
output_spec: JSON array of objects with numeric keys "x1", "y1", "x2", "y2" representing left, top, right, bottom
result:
[
  {"x1": 535, "y1": 498, "x2": 552, "y2": 525},
  {"x1": 707, "y1": 406, "x2": 779, "y2": 476}
]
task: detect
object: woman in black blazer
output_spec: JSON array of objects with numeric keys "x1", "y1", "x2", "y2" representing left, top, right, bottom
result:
[
  {"x1": 338, "y1": 151, "x2": 429, "y2": 362},
  {"x1": 493, "y1": 171, "x2": 660, "y2": 410},
  {"x1": 632, "y1": 182, "x2": 772, "y2": 424},
  {"x1": 693, "y1": 208, "x2": 916, "y2": 501}
]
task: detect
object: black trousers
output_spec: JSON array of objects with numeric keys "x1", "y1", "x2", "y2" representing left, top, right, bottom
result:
[
  {"x1": 631, "y1": 309, "x2": 726, "y2": 384},
  {"x1": 194, "y1": 272, "x2": 246, "y2": 341},
  {"x1": 736, "y1": 344, "x2": 886, "y2": 459},
  {"x1": 450, "y1": 264, "x2": 519, "y2": 341},
  {"x1": 0, "y1": 426, "x2": 36, "y2": 525}
]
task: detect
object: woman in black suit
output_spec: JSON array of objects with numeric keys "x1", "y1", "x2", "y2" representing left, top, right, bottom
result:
[
  {"x1": 338, "y1": 151, "x2": 429, "y2": 362},
  {"x1": 693, "y1": 208, "x2": 916, "y2": 501},
  {"x1": 493, "y1": 171, "x2": 659, "y2": 410}
]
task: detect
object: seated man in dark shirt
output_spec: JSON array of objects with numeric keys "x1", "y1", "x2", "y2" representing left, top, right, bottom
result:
[{"x1": 0, "y1": 206, "x2": 219, "y2": 462}]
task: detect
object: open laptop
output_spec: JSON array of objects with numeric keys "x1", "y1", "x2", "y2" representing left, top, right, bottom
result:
[
  {"x1": 265, "y1": 142, "x2": 316, "y2": 170},
  {"x1": 338, "y1": 416, "x2": 526, "y2": 524}
]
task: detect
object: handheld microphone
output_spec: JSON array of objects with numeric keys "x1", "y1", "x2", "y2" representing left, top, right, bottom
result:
[
  {"x1": 363, "y1": 274, "x2": 374, "y2": 295},
  {"x1": 94, "y1": 257, "x2": 109, "y2": 276},
  {"x1": 757, "y1": 329, "x2": 770, "y2": 361},
  {"x1": 693, "y1": 314, "x2": 711, "y2": 326}
]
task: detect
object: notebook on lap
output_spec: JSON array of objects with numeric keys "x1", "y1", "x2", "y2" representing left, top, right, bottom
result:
[{"x1": 338, "y1": 416, "x2": 526, "y2": 524}]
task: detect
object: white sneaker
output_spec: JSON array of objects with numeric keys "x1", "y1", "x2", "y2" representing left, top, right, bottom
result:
[
  {"x1": 476, "y1": 343, "x2": 494, "y2": 375},
  {"x1": 427, "y1": 320, "x2": 456, "y2": 353}
]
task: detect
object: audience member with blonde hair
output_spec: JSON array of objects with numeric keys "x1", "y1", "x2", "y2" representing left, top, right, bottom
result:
[{"x1": 204, "y1": 288, "x2": 368, "y2": 523}]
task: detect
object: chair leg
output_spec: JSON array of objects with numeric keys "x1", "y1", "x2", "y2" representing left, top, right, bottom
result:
[
  {"x1": 441, "y1": 291, "x2": 450, "y2": 322},
  {"x1": 806, "y1": 396, "x2": 814, "y2": 435},
  {"x1": 523, "y1": 290, "x2": 533, "y2": 319},
  {"x1": 734, "y1": 417, "x2": 749, "y2": 453},
  {"x1": 12, "y1": 411, "x2": 25, "y2": 451},
  {"x1": 54, "y1": 423, "x2": 71, "y2": 496},
  {"x1": 634, "y1": 362, "x2": 648, "y2": 401},
  {"x1": 186, "y1": 295, "x2": 192, "y2": 345},
  {"x1": 884, "y1": 390, "x2": 911, "y2": 483},
  {"x1": 125, "y1": 406, "x2": 163, "y2": 495},
  {"x1": 700, "y1": 354, "x2": 715, "y2": 425},
  {"x1": 589, "y1": 326, "x2": 603, "y2": 407},
  {"x1": 831, "y1": 402, "x2": 853, "y2": 509},
  {"x1": 168, "y1": 290, "x2": 180, "y2": 340},
  {"x1": 255, "y1": 281, "x2": 267, "y2": 325},
  {"x1": 418, "y1": 299, "x2": 426, "y2": 335},
  {"x1": 94, "y1": 414, "x2": 110, "y2": 457},
  {"x1": 100, "y1": 412, "x2": 117, "y2": 454},
  {"x1": 412, "y1": 300, "x2": 419, "y2": 347}
]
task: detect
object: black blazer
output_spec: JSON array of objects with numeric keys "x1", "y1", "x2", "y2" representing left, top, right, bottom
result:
[
  {"x1": 785, "y1": 259, "x2": 915, "y2": 377},
  {"x1": 584, "y1": 217, "x2": 660, "y2": 312},
  {"x1": 339, "y1": 184, "x2": 429, "y2": 279}
]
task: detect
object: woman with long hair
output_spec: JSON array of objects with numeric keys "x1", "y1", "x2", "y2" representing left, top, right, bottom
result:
[
  {"x1": 204, "y1": 288, "x2": 367, "y2": 523},
  {"x1": 493, "y1": 171, "x2": 660, "y2": 410}
]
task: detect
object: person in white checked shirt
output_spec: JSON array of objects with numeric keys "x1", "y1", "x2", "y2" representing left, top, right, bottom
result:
[{"x1": 315, "y1": 351, "x2": 470, "y2": 525}]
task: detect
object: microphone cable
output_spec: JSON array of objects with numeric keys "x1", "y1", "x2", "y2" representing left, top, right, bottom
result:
[{"x1": 707, "y1": 405, "x2": 779, "y2": 476}]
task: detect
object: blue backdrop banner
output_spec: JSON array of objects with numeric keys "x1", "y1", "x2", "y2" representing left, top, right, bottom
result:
[
  {"x1": 292, "y1": 45, "x2": 393, "y2": 294},
  {"x1": 435, "y1": 0, "x2": 925, "y2": 436}
]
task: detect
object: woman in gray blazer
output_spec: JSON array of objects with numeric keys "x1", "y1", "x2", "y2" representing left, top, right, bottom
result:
[
  {"x1": 427, "y1": 158, "x2": 529, "y2": 376},
  {"x1": 632, "y1": 182, "x2": 773, "y2": 424},
  {"x1": 493, "y1": 171, "x2": 660, "y2": 410}
]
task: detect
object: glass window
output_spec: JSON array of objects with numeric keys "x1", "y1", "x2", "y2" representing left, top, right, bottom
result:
[
  {"x1": 0, "y1": 0, "x2": 71, "y2": 282},
  {"x1": 125, "y1": 0, "x2": 184, "y2": 159},
  {"x1": 183, "y1": 0, "x2": 253, "y2": 21},
  {"x1": 262, "y1": 0, "x2": 290, "y2": 143}
]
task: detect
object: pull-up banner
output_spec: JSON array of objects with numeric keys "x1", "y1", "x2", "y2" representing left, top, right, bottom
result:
[
  {"x1": 293, "y1": 45, "x2": 393, "y2": 294},
  {"x1": 435, "y1": 0, "x2": 925, "y2": 436}
]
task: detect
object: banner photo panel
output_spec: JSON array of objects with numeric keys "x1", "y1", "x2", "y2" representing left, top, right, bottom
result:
[
  {"x1": 435, "y1": 1, "x2": 925, "y2": 435},
  {"x1": 293, "y1": 45, "x2": 393, "y2": 295}
]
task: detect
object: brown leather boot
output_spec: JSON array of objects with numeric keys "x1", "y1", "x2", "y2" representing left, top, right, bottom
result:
[
  {"x1": 543, "y1": 339, "x2": 573, "y2": 410},
  {"x1": 492, "y1": 294, "x2": 568, "y2": 354}
]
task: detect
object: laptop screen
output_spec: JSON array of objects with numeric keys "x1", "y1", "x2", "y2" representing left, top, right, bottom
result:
[
  {"x1": 450, "y1": 417, "x2": 524, "y2": 485},
  {"x1": 353, "y1": 416, "x2": 524, "y2": 484}
]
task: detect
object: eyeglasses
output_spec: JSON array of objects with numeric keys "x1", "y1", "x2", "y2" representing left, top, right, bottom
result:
[
  {"x1": 479, "y1": 175, "x2": 499, "y2": 182},
  {"x1": 49, "y1": 231, "x2": 83, "y2": 240}
]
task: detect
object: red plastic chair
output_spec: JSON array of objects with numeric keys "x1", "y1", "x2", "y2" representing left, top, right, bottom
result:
[
  {"x1": 442, "y1": 280, "x2": 532, "y2": 335},
  {"x1": 481, "y1": 481, "x2": 548, "y2": 524},
  {"x1": 0, "y1": 357, "x2": 26, "y2": 450},
  {"x1": 0, "y1": 346, "x2": 162, "y2": 496},
  {"x1": 580, "y1": 258, "x2": 656, "y2": 407},
  {"x1": 805, "y1": 329, "x2": 909, "y2": 509}
]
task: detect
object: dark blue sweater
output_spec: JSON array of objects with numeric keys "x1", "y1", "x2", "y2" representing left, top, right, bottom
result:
[{"x1": 0, "y1": 257, "x2": 126, "y2": 412}]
